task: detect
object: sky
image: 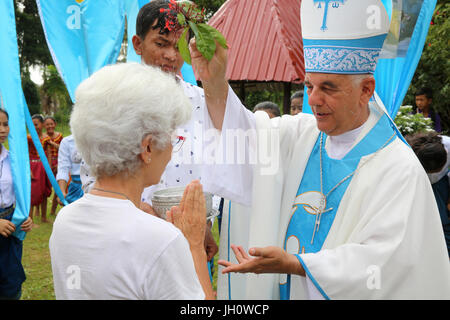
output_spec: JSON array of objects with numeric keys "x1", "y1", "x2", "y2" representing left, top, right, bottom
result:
[{"x1": 30, "y1": 65, "x2": 43, "y2": 85}]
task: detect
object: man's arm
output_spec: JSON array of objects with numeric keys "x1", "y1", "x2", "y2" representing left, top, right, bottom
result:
[
  {"x1": 189, "y1": 39, "x2": 228, "y2": 130},
  {"x1": 56, "y1": 179, "x2": 68, "y2": 205}
]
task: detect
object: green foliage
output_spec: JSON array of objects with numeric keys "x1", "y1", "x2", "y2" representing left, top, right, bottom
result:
[
  {"x1": 405, "y1": 1, "x2": 450, "y2": 133},
  {"x1": 394, "y1": 105, "x2": 434, "y2": 136},
  {"x1": 41, "y1": 65, "x2": 72, "y2": 125},
  {"x1": 173, "y1": 1, "x2": 228, "y2": 64},
  {"x1": 194, "y1": 0, "x2": 226, "y2": 20},
  {"x1": 15, "y1": 0, "x2": 52, "y2": 71},
  {"x1": 21, "y1": 74, "x2": 41, "y2": 115},
  {"x1": 244, "y1": 90, "x2": 283, "y2": 113}
]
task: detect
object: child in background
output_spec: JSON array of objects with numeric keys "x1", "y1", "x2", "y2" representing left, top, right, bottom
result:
[{"x1": 44, "y1": 116, "x2": 63, "y2": 216}]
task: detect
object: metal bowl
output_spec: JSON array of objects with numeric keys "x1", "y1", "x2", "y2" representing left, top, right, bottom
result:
[{"x1": 151, "y1": 186, "x2": 219, "y2": 221}]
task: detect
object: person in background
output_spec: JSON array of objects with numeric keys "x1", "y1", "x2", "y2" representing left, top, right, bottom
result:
[
  {"x1": 253, "y1": 101, "x2": 281, "y2": 119},
  {"x1": 56, "y1": 135, "x2": 83, "y2": 205},
  {"x1": 44, "y1": 116, "x2": 63, "y2": 216},
  {"x1": 50, "y1": 63, "x2": 214, "y2": 300},
  {"x1": 413, "y1": 87, "x2": 442, "y2": 132},
  {"x1": 0, "y1": 109, "x2": 33, "y2": 300},
  {"x1": 27, "y1": 114, "x2": 52, "y2": 223},
  {"x1": 407, "y1": 131, "x2": 450, "y2": 256},
  {"x1": 290, "y1": 90, "x2": 303, "y2": 115}
]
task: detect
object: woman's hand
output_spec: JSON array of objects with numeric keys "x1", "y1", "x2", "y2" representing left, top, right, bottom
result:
[
  {"x1": 167, "y1": 181, "x2": 215, "y2": 300},
  {"x1": 21, "y1": 217, "x2": 33, "y2": 232},
  {"x1": 218, "y1": 245, "x2": 305, "y2": 276},
  {"x1": 167, "y1": 180, "x2": 206, "y2": 250},
  {"x1": 0, "y1": 219, "x2": 16, "y2": 238}
]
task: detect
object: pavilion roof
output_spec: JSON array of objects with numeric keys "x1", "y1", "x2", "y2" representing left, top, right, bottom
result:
[{"x1": 208, "y1": 0, "x2": 304, "y2": 83}]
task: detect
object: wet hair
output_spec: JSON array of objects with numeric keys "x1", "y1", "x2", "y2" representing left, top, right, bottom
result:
[
  {"x1": 136, "y1": 0, "x2": 172, "y2": 38},
  {"x1": 291, "y1": 90, "x2": 304, "y2": 100},
  {"x1": 407, "y1": 132, "x2": 447, "y2": 173},
  {"x1": 31, "y1": 114, "x2": 44, "y2": 123},
  {"x1": 0, "y1": 109, "x2": 8, "y2": 120},
  {"x1": 415, "y1": 87, "x2": 433, "y2": 99},
  {"x1": 253, "y1": 101, "x2": 281, "y2": 117}
]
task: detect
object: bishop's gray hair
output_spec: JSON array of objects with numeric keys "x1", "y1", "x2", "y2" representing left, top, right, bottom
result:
[
  {"x1": 351, "y1": 74, "x2": 374, "y2": 87},
  {"x1": 70, "y1": 62, "x2": 192, "y2": 178}
]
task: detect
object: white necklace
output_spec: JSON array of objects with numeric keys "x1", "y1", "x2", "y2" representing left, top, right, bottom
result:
[{"x1": 310, "y1": 131, "x2": 396, "y2": 244}]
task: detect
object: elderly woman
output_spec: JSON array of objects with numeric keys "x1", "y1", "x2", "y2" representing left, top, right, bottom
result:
[{"x1": 49, "y1": 63, "x2": 214, "y2": 300}]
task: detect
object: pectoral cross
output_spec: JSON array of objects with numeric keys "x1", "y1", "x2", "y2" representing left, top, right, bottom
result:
[
  {"x1": 313, "y1": 0, "x2": 345, "y2": 31},
  {"x1": 310, "y1": 205, "x2": 333, "y2": 244}
]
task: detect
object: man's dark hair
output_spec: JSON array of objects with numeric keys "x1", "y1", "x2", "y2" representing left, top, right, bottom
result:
[
  {"x1": 291, "y1": 90, "x2": 304, "y2": 100},
  {"x1": 136, "y1": 0, "x2": 171, "y2": 38},
  {"x1": 253, "y1": 101, "x2": 281, "y2": 117},
  {"x1": 415, "y1": 87, "x2": 433, "y2": 99},
  {"x1": 407, "y1": 132, "x2": 447, "y2": 173}
]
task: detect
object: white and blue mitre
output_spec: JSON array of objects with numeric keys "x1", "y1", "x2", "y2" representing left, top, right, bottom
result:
[{"x1": 301, "y1": 0, "x2": 390, "y2": 74}]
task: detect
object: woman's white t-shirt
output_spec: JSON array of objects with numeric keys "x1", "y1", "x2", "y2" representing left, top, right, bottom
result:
[{"x1": 49, "y1": 193, "x2": 204, "y2": 300}]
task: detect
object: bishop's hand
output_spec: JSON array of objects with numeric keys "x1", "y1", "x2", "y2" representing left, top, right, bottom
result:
[
  {"x1": 218, "y1": 245, "x2": 305, "y2": 276},
  {"x1": 189, "y1": 38, "x2": 227, "y2": 83}
]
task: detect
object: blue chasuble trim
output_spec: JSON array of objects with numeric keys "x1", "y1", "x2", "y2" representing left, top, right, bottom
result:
[
  {"x1": 280, "y1": 113, "x2": 396, "y2": 300},
  {"x1": 227, "y1": 200, "x2": 232, "y2": 300},
  {"x1": 296, "y1": 254, "x2": 330, "y2": 300}
]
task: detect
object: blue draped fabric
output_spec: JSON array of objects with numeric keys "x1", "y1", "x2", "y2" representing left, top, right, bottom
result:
[
  {"x1": 36, "y1": 0, "x2": 127, "y2": 102},
  {"x1": 374, "y1": 0, "x2": 436, "y2": 118},
  {"x1": 34, "y1": 0, "x2": 197, "y2": 208},
  {"x1": 37, "y1": 0, "x2": 197, "y2": 93},
  {"x1": 125, "y1": 0, "x2": 198, "y2": 85},
  {"x1": 0, "y1": 0, "x2": 30, "y2": 240},
  {"x1": 303, "y1": 0, "x2": 437, "y2": 119},
  {"x1": 25, "y1": 106, "x2": 69, "y2": 208}
]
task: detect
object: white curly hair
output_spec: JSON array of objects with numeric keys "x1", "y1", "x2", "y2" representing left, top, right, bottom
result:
[{"x1": 70, "y1": 62, "x2": 192, "y2": 178}]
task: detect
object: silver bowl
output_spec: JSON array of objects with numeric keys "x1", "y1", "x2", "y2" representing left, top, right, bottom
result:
[{"x1": 151, "y1": 186, "x2": 219, "y2": 221}]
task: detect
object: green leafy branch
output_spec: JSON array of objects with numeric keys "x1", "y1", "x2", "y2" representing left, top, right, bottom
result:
[{"x1": 166, "y1": 0, "x2": 228, "y2": 64}]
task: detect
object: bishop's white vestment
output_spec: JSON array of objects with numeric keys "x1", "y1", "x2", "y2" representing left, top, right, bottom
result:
[{"x1": 216, "y1": 100, "x2": 450, "y2": 300}]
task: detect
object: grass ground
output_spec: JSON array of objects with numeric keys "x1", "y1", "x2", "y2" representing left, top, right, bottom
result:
[{"x1": 20, "y1": 194, "x2": 221, "y2": 300}]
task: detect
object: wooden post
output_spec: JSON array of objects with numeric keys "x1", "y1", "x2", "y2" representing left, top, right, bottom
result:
[
  {"x1": 240, "y1": 82, "x2": 246, "y2": 102},
  {"x1": 283, "y1": 82, "x2": 291, "y2": 115}
]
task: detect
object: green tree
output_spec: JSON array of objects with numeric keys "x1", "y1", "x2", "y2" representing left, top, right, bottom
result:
[
  {"x1": 21, "y1": 73, "x2": 41, "y2": 115},
  {"x1": 40, "y1": 65, "x2": 72, "y2": 119},
  {"x1": 405, "y1": 1, "x2": 450, "y2": 134},
  {"x1": 394, "y1": 105, "x2": 434, "y2": 136},
  {"x1": 15, "y1": 0, "x2": 52, "y2": 71},
  {"x1": 194, "y1": 0, "x2": 227, "y2": 20}
]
